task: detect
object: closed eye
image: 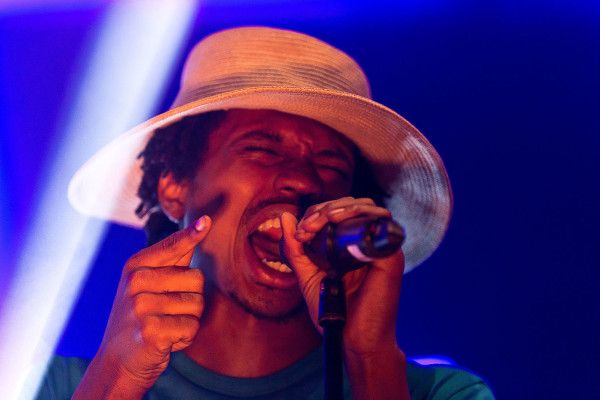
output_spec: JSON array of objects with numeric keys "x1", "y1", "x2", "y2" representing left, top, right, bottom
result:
[
  {"x1": 318, "y1": 164, "x2": 350, "y2": 179},
  {"x1": 244, "y1": 146, "x2": 278, "y2": 155}
]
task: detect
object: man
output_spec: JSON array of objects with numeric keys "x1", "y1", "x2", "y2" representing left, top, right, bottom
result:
[{"x1": 38, "y1": 27, "x2": 494, "y2": 399}]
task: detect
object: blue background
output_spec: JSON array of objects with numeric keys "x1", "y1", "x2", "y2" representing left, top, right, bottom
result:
[{"x1": 1, "y1": 1, "x2": 599, "y2": 398}]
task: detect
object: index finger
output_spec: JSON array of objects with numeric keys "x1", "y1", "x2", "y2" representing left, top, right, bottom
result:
[{"x1": 126, "y1": 215, "x2": 212, "y2": 269}]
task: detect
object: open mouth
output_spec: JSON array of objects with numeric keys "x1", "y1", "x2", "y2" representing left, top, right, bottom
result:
[{"x1": 249, "y1": 217, "x2": 293, "y2": 274}]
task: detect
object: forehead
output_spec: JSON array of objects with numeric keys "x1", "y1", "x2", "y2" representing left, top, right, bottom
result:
[{"x1": 207, "y1": 109, "x2": 356, "y2": 156}]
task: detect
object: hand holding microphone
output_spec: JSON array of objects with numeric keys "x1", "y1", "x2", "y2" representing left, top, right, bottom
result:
[{"x1": 281, "y1": 215, "x2": 405, "y2": 279}]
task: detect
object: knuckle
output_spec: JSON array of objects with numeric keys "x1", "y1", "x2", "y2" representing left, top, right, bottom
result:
[
  {"x1": 188, "y1": 269, "x2": 205, "y2": 289},
  {"x1": 140, "y1": 316, "x2": 159, "y2": 342},
  {"x1": 127, "y1": 268, "x2": 149, "y2": 295},
  {"x1": 181, "y1": 316, "x2": 200, "y2": 338},
  {"x1": 125, "y1": 252, "x2": 144, "y2": 269},
  {"x1": 304, "y1": 204, "x2": 320, "y2": 215},
  {"x1": 191, "y1": 294, "x2": 205, "y2": 316},
  {"x1": 323, "y1": 197, "x2": 352, "y2": 210},
  {"x1": 132, "y1": 293, "x2": 149, "y2": 315},
  {"x1": 197, "y1": 295, "x2": 205, "y2": 312},
  {"x1": 327, "y1": 196, "x2": 353, "y2": 207}
]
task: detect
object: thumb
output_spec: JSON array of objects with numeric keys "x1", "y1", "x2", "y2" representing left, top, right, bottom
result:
[
  {"x1": 280, "y1": 212, "x2": 326, "y2": 314},
  {"x1": 128, "y1": 215, "x2": 212, "y2": 269}
]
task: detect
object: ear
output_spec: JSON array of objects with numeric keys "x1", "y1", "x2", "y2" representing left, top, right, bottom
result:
[{"x1": 157, "y1": 172, "x2": 189, "y2": 222}]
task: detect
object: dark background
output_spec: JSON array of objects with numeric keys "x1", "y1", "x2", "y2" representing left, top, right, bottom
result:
[{"x1": 1, "y1": 1, "x2": 599, "y2": 398}]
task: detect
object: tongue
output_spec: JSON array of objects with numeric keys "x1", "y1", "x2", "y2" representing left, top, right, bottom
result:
[
  {"x1": 250, "y1": 232, "x2": 282, "y2": 261},
  {"x1": 259, "y1": 225, "x2": 283, "y2": 241}
]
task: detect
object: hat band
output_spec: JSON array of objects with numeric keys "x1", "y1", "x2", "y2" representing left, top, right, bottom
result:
[{"x1": 172, "y1": 65, "x2": 371, "y2": 109}]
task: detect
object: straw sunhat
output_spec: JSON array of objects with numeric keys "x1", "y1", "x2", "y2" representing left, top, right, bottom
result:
[{"x1": 68, "y1": 26, "x2": 452, "y2": 271}]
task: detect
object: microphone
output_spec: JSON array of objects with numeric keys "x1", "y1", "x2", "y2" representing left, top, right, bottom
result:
[{"x1": 280, "y1": 216, "x2": 405, "y2": 279}]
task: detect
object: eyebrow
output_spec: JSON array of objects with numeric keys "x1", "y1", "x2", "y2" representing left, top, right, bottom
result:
[{"x1": 233, "y1": 130, "x2": 282, "y2": 144}]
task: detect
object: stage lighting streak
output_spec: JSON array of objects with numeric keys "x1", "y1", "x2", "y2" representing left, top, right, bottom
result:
[
  {"x1": 0, "y1": 2, "x2": 198, "y2": 399},
  {"x1": 0, "y1": 152, "x2": 7, "y2": 288}
]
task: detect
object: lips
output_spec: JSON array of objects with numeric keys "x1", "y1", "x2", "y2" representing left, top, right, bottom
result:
[{"x1": 249, "y1": 217, "x2": 293, "y2": 274}]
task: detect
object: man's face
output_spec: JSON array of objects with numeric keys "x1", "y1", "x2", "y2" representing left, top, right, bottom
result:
[{"x1": 183, "y1": 109, "x2": 355, "y2": 320}]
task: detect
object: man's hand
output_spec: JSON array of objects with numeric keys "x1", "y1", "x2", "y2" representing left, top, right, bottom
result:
[
  {"x1": 280, "y1": 198, "x2": 410, "y2": 399},
  {"x1": 73, "y1": 216, "x2": 211, "y2": 400}
]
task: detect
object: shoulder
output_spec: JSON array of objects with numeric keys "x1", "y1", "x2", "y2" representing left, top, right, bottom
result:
[
  {"x1": 35, "y1": 355, "x2": 91, "y2": 400},
  {"x1": 406, "y1": 361, "x2": 495, "y2": 400}
]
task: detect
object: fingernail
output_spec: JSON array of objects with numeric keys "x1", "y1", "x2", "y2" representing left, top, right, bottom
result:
[
  {"x1": 195, "y1": 216, "x2": 207, "y2": 232},
  {"x1": 303, "y1": 212, "x2": 320, "y2": 224},
  {"x1": 328, "y1": 208, "x2": 345, "y2": 216}
]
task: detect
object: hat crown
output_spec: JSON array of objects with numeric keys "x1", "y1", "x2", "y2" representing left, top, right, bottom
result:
[{"x1": 171, "y1": 26, "x2": 372, "y2": 108}]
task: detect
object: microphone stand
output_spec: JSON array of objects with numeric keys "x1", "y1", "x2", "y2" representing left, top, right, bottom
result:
[
  {"x1": 281, "y1": 217, "x2": 405, "y2": 400},
  {"x1": 319, "y1": 277, "x2": 346, "y2": 400}
]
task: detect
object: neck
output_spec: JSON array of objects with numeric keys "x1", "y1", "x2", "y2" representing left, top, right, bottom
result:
[{"x1": 184, "y1": 290, "x2": 322, "y2": 378}]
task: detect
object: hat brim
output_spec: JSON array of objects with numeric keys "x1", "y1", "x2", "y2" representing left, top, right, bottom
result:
[{"x1": 68, "y1": 86, "x2": 452, "y2": 271}]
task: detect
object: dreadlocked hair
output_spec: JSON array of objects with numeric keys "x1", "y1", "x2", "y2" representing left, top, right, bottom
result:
[{"x1": 136, "y1": 111, "x2": 227, "y2": 245}]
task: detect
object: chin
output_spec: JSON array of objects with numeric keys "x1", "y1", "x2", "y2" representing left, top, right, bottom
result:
[{"x1": 228, "y1": 288, "x2": 308, "y2": 323}]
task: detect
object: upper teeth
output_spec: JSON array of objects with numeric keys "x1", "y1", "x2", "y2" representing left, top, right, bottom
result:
[
  {"x1": 257, "y1": 217, "x2": 281, "y2": 232},
  {"x1": 262, "y1": 258, "x2": 293, "y2": 273}
]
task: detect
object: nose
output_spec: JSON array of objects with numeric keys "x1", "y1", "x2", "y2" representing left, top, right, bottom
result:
[{"x1": 273, "y1": 160, "x2": 323, "y2": 202}]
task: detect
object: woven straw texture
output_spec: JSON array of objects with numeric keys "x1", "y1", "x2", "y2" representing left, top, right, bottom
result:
[{"x1": 68, "y1": 26, "x2": 452, "y2": 271}]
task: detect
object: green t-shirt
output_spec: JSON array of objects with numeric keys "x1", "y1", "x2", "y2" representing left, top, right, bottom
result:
[{"x1": 36, "y1": 348, "x2": 494, "y2": 399}]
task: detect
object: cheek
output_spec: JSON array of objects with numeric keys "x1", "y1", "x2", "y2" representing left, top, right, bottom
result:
[
  {"x1": 323, "y1": 178, "x2": 353, "y2": 200},
  {"x1": 186, "y1": 193, "x2": 241, "y2": 281},
  {"x1": 183, "y1": 164, "x2": 253, "y2": 223},
  {"x1": 184, "y1": 165, "x2": 264, "y2": 248}
]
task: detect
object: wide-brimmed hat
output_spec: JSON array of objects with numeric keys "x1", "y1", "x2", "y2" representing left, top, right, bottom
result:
[{"x1": 68, "y1": 26, "x2": 452, "y2": 271}]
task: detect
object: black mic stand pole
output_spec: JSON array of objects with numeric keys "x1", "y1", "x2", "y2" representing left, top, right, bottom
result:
[{"x1": 319, "y1": 276, "x2": 346, "y2": 400}]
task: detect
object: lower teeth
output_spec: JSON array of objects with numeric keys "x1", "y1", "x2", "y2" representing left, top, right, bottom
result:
[{"x1": 262, "y1": 258, "x2": 293, "y2": 273}]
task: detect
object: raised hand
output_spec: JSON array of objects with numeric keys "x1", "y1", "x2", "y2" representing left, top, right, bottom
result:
[
  {"x1": 280, "y1": 198, "x2": 410, "y2": 399},
  {"x1": 73, "y1": 216, "x2": 211, "y2": 399}
]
